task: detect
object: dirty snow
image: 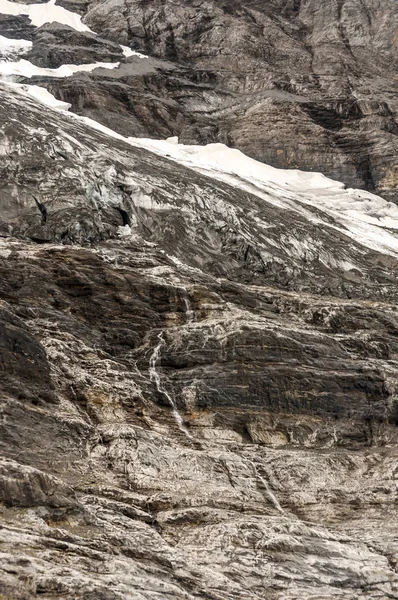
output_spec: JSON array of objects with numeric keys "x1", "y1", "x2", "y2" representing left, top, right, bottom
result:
[{"x1": 0, "y1": 35, "x2": 32, "y2": 60}]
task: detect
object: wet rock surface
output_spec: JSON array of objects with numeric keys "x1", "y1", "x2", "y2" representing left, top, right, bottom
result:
[{"x1": 0, "y1": 82, "x2": 398, "y2": 598}]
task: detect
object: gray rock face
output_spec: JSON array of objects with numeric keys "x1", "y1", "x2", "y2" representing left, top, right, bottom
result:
[
  {"x1": 26, "y1": 23, "x2": 123, "y2": 67},
  {"x1": 1, "y1": 83, "x2": 398, "y2": 599},
  {"x1": 1, "y1": 1, "x2": 398, "y2": 598},
  {"x1": 72, "y1": 0, "x2": 396, "y2": 201},
  {"x1": 0, "y1": 13, "x2": 36, "y2": 39}
]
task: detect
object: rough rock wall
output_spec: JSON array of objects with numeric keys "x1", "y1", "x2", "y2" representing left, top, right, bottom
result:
[
  {"x1": 1, "y1": 83, "x2": 398, "y2": 599},
  {"x1": 46, "y1": 0, "x2": 398, "y2": 200},
  {"x1": 1, "y1": 1, "x2": 398, "y2": 598}
]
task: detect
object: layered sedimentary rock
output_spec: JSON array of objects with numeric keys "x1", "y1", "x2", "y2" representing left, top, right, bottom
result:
[
  {"x1": 1, "y1": 1, "x2": 398, "y2": 598},
  {"x1": 1, "y1": 82, "x2": 398, "y2": 598}
]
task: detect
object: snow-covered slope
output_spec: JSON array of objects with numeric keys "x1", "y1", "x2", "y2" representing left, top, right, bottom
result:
[
  {"x1": 131, "y1": 138, "x2": 398, "y2": 258},
  {"x1": 0, "y1": 57, "x2": 120, "y2": 77}
]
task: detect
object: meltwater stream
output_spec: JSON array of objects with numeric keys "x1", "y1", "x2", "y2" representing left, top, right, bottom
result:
[
  {"x1": 250, "y1": 461, "x2": 284, "y2": 513},
  {"x1": 149, "y1": 332, "x2": 192, "y2": 439},
  {"x1": 180, "y1": 287, "x2": 194, "y2": 323}
]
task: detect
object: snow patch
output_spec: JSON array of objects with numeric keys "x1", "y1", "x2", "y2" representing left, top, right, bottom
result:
[
  {"x1": 120, "y1": 45, "x2": 147, "y2": 59},
  {"x1": 0, "y1": 35, "x2": 32, "y2": 60},
  {"x1": 4, "y1": 81, "x2": 71, "y2": 109},
  {"x1": 0, "y1": 58, "x2": 120, "y2": 78},
  {"x1": 129, "y1": 138, "x2": 344, "y2": 193},
  {"x1": 0, "y1": 0, "x2": 90, "y2": 30}
]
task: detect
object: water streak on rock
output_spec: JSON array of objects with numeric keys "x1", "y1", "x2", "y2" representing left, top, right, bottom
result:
[
  {"x1": 180, "y1": 287, "x2": 194, "y2": 323},
  {"x1": 149, "y1": 331, "x2": 192, "y2": 438},
  {"x1": 250, "y1": 461, "x2": 284, "y2": 513}
]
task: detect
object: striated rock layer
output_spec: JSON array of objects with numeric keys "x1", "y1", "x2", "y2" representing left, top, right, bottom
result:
[{"x1": 1, "y1": 81, "x2": 398, "y2": 599}]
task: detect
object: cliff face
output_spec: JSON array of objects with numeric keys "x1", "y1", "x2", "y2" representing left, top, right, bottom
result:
[
  {"x1": 1, "y1": 1, "x2": 398, "y2": 599},
  {"x1": 31, "y1": 0, "x2": 398, "y2": 201},
  {"x1": 1, "y1": 83, "x2": 398, "y2": 599}
]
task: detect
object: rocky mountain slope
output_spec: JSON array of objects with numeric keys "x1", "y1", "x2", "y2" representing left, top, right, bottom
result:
[
  {"x1": 2, "y1": 0, "x2": 397, "y2": 199},
  {"x1": 1, "y1": 1, "x2": 398, "y2": 599}
]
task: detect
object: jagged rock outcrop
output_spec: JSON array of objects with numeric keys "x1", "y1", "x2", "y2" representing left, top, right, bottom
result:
[{"x1": 25, "y1": 22, "x2": 123, "y2": 67}]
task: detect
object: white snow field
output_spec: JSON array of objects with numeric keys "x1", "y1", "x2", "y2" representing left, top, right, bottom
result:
[
  {"x1": 0, "y1": 0, "x2": 90, "y2": 30},
  {"x1": 0, "y1": 58, "x2": 120, "y2": 78}
]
